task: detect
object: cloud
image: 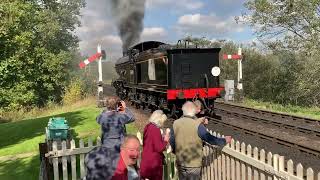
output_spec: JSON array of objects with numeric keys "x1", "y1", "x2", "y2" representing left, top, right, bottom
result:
[
  {"x1": 141, "y1": 27, "x2": 168, "y2": 41},
  {"x1": 175, "y1": 13, "x2": 244, "y2": 37},
  {"x1": 146, "y1": 0, "x2": 204, "y2": 11},
  {"x1": 76, "y1": 0, "x2": 123, "y2": 59}
]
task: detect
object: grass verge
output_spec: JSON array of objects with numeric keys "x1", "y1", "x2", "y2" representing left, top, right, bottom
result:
[
  {"x1": 0, "y1": 97, "x2": 138, "y2": 180},
  {"x1": 242, "y1": 98, "x2": 320, "y2": 120}
]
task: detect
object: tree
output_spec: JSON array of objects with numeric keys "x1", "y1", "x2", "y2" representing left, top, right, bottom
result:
[
  {"x1": 241, "y1": 0, "x2": 320, "y2": 53},
  {"x1": 0, "y1": 0, "x2": 85, "y2": 110}
]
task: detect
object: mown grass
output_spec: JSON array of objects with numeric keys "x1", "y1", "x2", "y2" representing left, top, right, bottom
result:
[
  {"x1": 0, "y1": 97, "x2": 138, "y2": 180},
  {"x1": 242, "y1": 98, "x2": 320, "y2": 120},
  {"x1": 0, "y1": 155, "x2": 39, "y2": 180}
]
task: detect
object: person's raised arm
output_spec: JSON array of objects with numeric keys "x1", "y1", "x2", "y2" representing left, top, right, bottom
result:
[
  {"x1": 152, "y1": 128, "x2": 168, "y2": 153},
  {"x1": 118, "y1": 101, "x2": 135, "y2": 124},
  {"x1": 197, "y1": 124, "x2": 231, "y2": 146}
]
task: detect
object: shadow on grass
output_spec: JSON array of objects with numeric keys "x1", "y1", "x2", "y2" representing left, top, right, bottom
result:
[
  {"x1": 0, "y1": 155, "x2": 40, "y2": 180},
  {"x1": 0, "y1": 111, "x2": 87, "y2": 152}
]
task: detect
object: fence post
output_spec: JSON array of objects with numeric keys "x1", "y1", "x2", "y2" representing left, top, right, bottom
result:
[
  {"x1": 70, "y1": 140, "x2": 76, "y2": 180},
  {"x1": 39, "y1": 143, "x2": 51, "y2": 180},
  {"x1": 62, "y1": 141, "x2": 68, "y2": 180},
  {"x1": 52, "y1": 141, "x2": 59, "y2": 180}
]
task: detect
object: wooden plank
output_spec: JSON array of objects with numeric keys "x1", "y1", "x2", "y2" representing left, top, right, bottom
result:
[
  {"x1": 241, "y1": 142, "x2": 246, "y2": 180},
  {"x1": 202, "y1": 146, "x2": 206, "y2": 180},
  {"x1": 79, "y1": 139, "x2": 86, "y2": 179},
  {"x1": 247, "y1": 145, "x2": 252, "y2": 180},
  {"x1": 88, "y1": 138, "x2": 93, "y2": 147},
  {"x1": 137, "y1": 131, "x2": 143, "y2": 145},
  {"x1": 287, "y1": 159, "x2": 294, "y2": 175},
  {"x1": 236, "y1": 141, "x2": 241, "y2": 180},
  {"x1": 52, "y1": 142, "x2": 59, "y2": 180},
  {"x1": 70, "y1": 140, "x2": 77, "y2": 180},
  {"x1": 210, "y1": 147, "x2": 215, "y2": 180},
  {"x1": 306, "y1": 168, "x2": 314, "y2": 180},
  {"x1": 45, "y1": 146, "x2": 97, "y2": 158},
  {"x1": 267, "y1": 152, "x2": 272, "y2": 180},
  {"x1": 62, "y1": 141, "x2": 68, "y2": 180},
  {"x1": 218, "y1": 150, "x2": 222, "y2": 180},
  {"x1": 168, "y1": 153, "x2": 172, "y2": 180},
  {"x1": 273, "y1": 154, "x2": 279, "y2": 180},
  {"x1": 231, "y1": 156, "x2": 235, "y2": 180},
  {"x1": 214, "y1": 147, "x2": 218, "y2": 179},
  {"x1": 173, "y1": 155, "x2": 178, "y2": 180},
  {"x1": 222, "y1": 153, "x2": 226, "y2": 180},
  {"x1": 231, "y1": 139, "x2": 235, "y2": 150},
  {"x1": 259, "y1": 149, "x2": 265, "y2": 180},
  {"x1": 253, "y1": 147, "x2": 259, "y2": 180},
  {"x1": 278, "y1": 156, "x2": 284, "y2": 171},
  {"x1": 207, "y1": 146, "x2": 211, "y2": 180},
  {"x1": 96, "y1": 137, "x2": 101, "y2": 146},
  {"x1": 296, "y1": 163, "x2": 303, "y2": 178},
  {"x1": 226, "y1": 155, "x2": 230, "y2": 180}
]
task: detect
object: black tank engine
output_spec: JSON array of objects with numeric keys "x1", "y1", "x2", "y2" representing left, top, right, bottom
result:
[{"x1": 113, "y1": 40, "x2": 223, "y2": 117}]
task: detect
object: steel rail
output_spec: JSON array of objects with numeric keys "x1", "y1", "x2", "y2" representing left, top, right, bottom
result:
[
  {"x1": 214, "y1": 102, "x2": 320, "y2": 137},
  {"x1": 207, "y1": 117, "x2": 320, "y2": 158}
]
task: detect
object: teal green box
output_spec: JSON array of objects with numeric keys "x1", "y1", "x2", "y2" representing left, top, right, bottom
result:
[{"x1": 47, "y1": 117, "x2": 69, "y2": 140}]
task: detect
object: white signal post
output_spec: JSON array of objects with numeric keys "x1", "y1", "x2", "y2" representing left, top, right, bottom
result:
[
  {"x1": 97, "y1": 44, "x2": 103, "y2": 96},
  {"x1": 237, "y1": 47, "x2": 243, "y2": 91},
  {"x1": 223, "y1": 47, "x2": 244, "y2": 101}
]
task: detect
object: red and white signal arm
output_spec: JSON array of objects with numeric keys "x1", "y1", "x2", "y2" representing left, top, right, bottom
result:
[
  {"x1": 79, "y1": 50, "x2": 106, "y2": 69},
  {"x1": 223, "y1": 54, "x2": 242, "y2": 60}
]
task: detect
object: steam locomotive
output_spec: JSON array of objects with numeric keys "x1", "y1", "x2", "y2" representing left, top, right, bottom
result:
[{"x1": 112, "y1": 40, "x2": 223, "y2": 117}]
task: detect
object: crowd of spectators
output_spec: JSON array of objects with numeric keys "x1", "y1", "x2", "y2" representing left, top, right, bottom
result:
[{"x1": 85, "y1": 96, "x2": 232, "y2": 180}]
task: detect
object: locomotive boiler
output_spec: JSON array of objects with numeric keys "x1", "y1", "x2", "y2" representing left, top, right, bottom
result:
[{"x1": 112, "y1": 40, "x2": 223, "y2": 117}]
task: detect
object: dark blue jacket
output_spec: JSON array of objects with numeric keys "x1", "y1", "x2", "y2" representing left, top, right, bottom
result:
[{"x1": 96, "y1": 108, "x2": 135, "y2": 152}]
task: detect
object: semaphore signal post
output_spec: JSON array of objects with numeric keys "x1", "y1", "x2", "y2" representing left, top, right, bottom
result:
[
  {"x1": 223, "y1": 47, "x2": 244, "y2": 101},
  {"x1": 79, "y1": 45, "x2": 106, "y2": 107}
]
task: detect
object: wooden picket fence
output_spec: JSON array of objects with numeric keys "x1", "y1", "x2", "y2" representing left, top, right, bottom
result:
[
  {"x1": 41, "y1": 131, "x2": 320, "y2": 180},
  {"x1": 201, "y1": 131, "x2": 320, "y2": 180}
]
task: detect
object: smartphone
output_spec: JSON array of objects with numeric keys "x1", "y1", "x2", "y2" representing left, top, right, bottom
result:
[{"x1": 117, "y1": 101, "x2": 122, "y2": 108}]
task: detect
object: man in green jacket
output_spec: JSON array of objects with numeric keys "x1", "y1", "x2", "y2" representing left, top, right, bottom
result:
[{"x1": 170, "y1": 101, "x2": 232, "y2": 180}]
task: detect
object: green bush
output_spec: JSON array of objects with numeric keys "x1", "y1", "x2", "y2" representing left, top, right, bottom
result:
[{"x1": 62, "y1": 79, "x2": 84, "y2": 105}]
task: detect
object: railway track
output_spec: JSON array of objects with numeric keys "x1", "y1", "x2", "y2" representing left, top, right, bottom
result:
[
  {"x1": 214, "y1": 101, "x2": 320, "y2": 137},
  {"x1": 207, "y1": 116, "x2": 320, "y2": 158},
  {"x1": 213, "y1": 101, "x2": 320, "y2": 158}
]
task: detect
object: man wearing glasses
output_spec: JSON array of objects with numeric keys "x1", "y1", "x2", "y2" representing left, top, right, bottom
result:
[{"x1": 85, "y1": 135, "x2": 141, "y2": 180}]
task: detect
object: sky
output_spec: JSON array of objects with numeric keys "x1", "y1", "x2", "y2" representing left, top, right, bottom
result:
[{"x1": 76, "y1": 0, "x2": 255, "y2": 60}]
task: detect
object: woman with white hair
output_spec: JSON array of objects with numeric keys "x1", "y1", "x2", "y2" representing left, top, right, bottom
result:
[{"x1": 140, "y1": 110, "x2": 170, "y2": 180}]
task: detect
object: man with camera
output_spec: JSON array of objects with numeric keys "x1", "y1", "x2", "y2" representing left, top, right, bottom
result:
[{"x1": 96, "y1": 96, "x2": 135, "y2": 152}]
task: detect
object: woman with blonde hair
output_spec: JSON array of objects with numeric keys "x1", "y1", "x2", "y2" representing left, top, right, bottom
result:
[{"x1": 140, "y1": 110, "x2": 170, "y2": 180}]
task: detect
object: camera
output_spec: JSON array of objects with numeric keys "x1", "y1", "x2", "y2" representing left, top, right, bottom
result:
[
  {"x1": 117, "y1": 101, "x2": 122, "y2": 108},
  {"x1": 117, "y1": 101, "x2": 125, "y2": 112}
]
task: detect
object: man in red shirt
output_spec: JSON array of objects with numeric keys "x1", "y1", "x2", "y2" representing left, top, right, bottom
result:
[
  {"x1": 85, "y1": 135, "x2": 141, "y2": 180},
  {"x1": 112, "y1": 135, "x2": 140, "y2": 179}
]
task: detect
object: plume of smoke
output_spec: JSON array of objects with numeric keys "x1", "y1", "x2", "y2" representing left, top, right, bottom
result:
[{"x1": 110, "y1": 0, "x2": 146, "y2": 52}]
